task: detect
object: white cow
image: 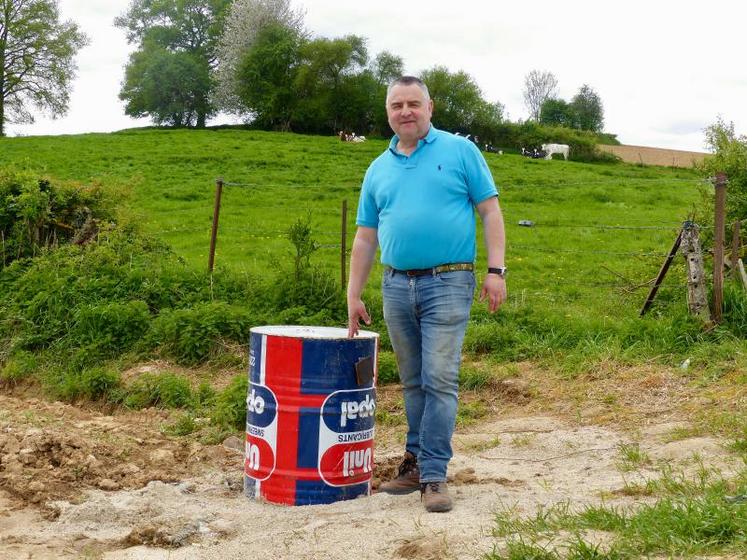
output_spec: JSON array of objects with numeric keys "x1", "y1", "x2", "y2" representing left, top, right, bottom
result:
[{"x1": 541, "y1": 143, "x2": 570, "y2": 160}]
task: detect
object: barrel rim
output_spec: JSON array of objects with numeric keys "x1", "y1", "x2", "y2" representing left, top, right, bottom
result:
[{"x1": 249, "y1": 325, "x2": 378, "y2": 339}]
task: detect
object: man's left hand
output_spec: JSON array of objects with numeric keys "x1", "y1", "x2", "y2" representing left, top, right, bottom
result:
[{"x1": 479, "y1": 274, "x2": 506, "y2": 313}]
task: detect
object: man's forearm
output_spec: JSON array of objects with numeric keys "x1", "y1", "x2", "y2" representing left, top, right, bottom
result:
[
  {"x1": 478, "y1": 198, "x2": 506, "y2": 267},
  {"x1": 347, "y1": 228, "x2": 378, "y2": 301}
]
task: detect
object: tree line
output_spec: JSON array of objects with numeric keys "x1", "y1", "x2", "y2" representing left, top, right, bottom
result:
[{"x1": 1, "y1": 0, "x2": 606, "y2": 146}]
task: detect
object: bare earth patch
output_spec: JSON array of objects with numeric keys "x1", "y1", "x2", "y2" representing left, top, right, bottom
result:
[{"x1": 0, "y1": 362, "x2": 744, "y2": 559}]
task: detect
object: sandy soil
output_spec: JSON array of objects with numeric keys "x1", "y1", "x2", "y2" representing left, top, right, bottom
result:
[{"x1": 0, "y1": 365, "x2": 743, "y2": 560}]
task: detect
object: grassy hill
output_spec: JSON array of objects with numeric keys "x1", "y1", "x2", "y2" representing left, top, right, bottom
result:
[{"x1": 0, "y1": 128, "x2": 744, "y2": 387}]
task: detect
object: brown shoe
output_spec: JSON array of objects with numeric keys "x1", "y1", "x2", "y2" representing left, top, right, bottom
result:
[
  {"x1": 379, "y1": 451, "x2": 420, "y2": 495},
  {"x1": 421, "y1": 481, "x2": 452, "y2": 512}
]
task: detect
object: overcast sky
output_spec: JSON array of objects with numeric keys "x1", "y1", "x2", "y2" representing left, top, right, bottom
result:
[{"x1": 7, "y1": 0, "x2": 745, "y2": 152}]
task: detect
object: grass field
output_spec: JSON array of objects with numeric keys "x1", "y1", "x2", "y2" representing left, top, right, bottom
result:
[{"x1": 1, "y1": 127, "x2": 744, "y2": 375}]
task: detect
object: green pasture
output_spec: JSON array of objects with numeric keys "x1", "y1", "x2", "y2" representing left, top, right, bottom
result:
[{"x1": 2, "y1": 127, "x2": 745, "y2": 381}]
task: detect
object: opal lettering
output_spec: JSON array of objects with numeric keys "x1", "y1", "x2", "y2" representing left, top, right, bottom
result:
[
  {"x1": 339, "y1": 394, "x2": 375, "y2": 428},
  {"x1": 247, "y1": 389, "x2": 265, "y2": 415}
]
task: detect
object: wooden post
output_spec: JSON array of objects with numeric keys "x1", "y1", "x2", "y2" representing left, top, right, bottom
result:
[
  {"x1": 712, "y1": 173, "x2": 727, "y2": 323},
  {"x1": 208, "y1": 177, "x2": 224, "y2": 273},
  {"x1": 738, "y1": 259, "x2": 747, "y2": 292},
  {"x1": 640, "y1": 228, "x2": 682, "y2": 316},
  {"x1": 681, "y1": 222, "x2": 711, "y2": 322},
  {"x1": 731, "y1": 221, "x2": 741, "y2": 275},
  {"x1": 341, "y1": 199, "x2": 348, "y2": 289}
]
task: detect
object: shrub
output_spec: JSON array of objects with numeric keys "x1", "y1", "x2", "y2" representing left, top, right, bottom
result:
[
  {"x1": 212, "y1": 374, "x2": 248, "y2": 430},
  {"x1": 0, "y1": 350, "x2": 38, "y2": 384},
  {"x1": 147, "y1": 302, "x2": 254, "y2": 365},
  {"x1": 71, "y1": 300, "x2": 151, "y2": 355},
  {"x1": 377, "y1": 351, "x2": 399, "y2": 384},
  {"x1": 78, "y1": 367, "x2": 121, "y2": 400},
  {"x1": 124, "y1": 372, "x2": 193, "y2": 409}
]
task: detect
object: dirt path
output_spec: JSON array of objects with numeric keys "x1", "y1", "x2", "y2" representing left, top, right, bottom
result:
[{"x1": 0, "y1": 368, "x2": 742, "y2": 560}]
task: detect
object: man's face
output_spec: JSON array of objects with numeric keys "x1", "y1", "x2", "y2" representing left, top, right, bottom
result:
[{"x1": 386, "y1": 84, "x2": 433, "y2": 143}]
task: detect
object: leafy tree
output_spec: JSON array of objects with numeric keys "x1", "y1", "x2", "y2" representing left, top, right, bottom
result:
[
  {"x1": 214, "y1": 0, "x2": 305, "y2": 113},
  {"x1": 293, "y1": 35, "x2": 369, "y2": 133},
  {"x1": 540, "y1": 98, "x2": 574, "y2": 128},
  {"x1": 699, "y1": 118, "x2": 747, "y2": 224},
  {"x1": 235, "y1": 23, "x2": 302, "y2": 130},
  {"x1": 115, "y1": 0, "x2": 231, "y2": 128},
  {"x1": 419, "y1": 66, "x2": 502, "y2": 136},
  {"x1": 523, "y1": 69, "x2": 557, "y2": 122},
  {"x1": 119, "y1": 43, "x2": 212, "y2": 127},
  {"x1": 0, "y1": 0, "x2": 88, "y2": 136},
  {"x1": 570, "y1": 84, "x2": 604, "y2": 132},
  {"x1": 371, "y1": 51, "x2": 403, "y2": 86}
]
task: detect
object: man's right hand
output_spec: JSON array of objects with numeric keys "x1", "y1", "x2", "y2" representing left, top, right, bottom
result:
[{"x1": 347, "y1": 298, "x2": 371, "y2": 338}]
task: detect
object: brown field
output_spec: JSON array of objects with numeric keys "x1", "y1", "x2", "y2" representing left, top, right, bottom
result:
[{"x1": 598, "y1": 144, "x2": 708, "y2": 168}]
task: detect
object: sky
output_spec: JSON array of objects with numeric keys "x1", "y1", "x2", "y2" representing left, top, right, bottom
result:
[{"x1": 7, "y1": 0, "x2": 746, "y2": 152}]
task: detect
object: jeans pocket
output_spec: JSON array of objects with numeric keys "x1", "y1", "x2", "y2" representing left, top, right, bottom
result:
[{"x1": 436, "y1": 271, "x2": 475, "y2": 291}]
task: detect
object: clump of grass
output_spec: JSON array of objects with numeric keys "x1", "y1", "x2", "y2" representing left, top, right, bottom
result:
[
  {"x1": 123, "y1": 372, "x2": 193, "y2": 409},
  {"x1": 377, "y1": 351, "x2": 399, "y2": 384},
  {"x1": 489, "y1": 467, "x2": 747, "y2": 559},
  {"x1": 162, "y1": 413, "x2": 198, "y2": 437},
  {"x1": 615, "y1": 443, "x2": 652, "y2": 472}
]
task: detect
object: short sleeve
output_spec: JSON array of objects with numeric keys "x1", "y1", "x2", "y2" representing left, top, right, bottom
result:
[
  {"x1": 463, "y1": 141, "x2": 498, "y2": 204},
  {"x1": 356, "y1": 165, "x2": 379, "y2": 228}
]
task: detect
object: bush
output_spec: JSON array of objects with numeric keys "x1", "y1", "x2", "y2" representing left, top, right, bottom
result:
[
  {"x1": 0, "y1": 166, "x2": 115, "y2": 267},
  {"x1": 78, "y1": 367, "x2": 122, "y2": 400},
  {"x1": 71, "y1": 300, "x2": 151, "y2": 355},
  {"x1": 212, "y1": 374, "x2": 248, "y2": 430},
  {"x1": 377, "y1": 351, "x2": 399, "y2": 384},
  {"x1": 148, "y1": 302, "x2": 254, "y2": 365},
  {"x1": 124, "y1": 372, "x2": 193, "y2": 409},
  {"x1": 0, "y1": 350, "x2": 38, "y2": 384}
]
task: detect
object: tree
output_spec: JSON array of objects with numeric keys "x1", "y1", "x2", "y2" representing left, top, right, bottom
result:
[
  {"x1": 539, "y1": 98, "x2": 574, "y2": 128},
  {"x1": 115, "y1": 0, "x2": 231, "y2": 128},
  {"x1": 570, "y1": 84, "x2": 604, "y2": 132},
  {"x1": 699, "y1": 118, "x2": 747, "y2": 224},
  {"x1": 120, "y1": 43, "x2": 212, "y2": 127},
  {"x1": 235, "y1": 23, "x2": 302, "y2": 130},
  {"x1": 214, "y1": 0, "x2": 305, "y2": 113},
  {"x1": 293, "y1": 35, "x2": 369, "y2": 133},
  {"x1": 371, "y1": 51, "x2": 403, "y2": 86},
  {"x1": 419, "y1": 66, "x2": 496, "y2": 133},
  {"x1": 523, "y1": 70, "x2": 557, "y2": 122},
  {"x1": 0, "y1": 0, "x2": 88, "y2": 136}
]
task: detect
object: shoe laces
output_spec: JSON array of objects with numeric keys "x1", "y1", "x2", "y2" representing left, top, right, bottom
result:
[{"x1": 421, "y1": 481, "x2": 442, "y2": 493}]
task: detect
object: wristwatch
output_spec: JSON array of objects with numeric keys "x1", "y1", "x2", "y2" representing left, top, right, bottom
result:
[{"x1": 487, "y1": 266, "x2": 507, "y2": 278}]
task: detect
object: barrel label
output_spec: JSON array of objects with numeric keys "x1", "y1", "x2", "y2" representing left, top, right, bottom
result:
[
  {"x1": 245, "y1": 382, "x2": 278, "y2": 481},
  {"x1": 318, "y1": 388, "x2": 376, "y2": 487}
]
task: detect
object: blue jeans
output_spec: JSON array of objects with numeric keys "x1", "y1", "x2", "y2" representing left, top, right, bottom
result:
[{"x1": 382, "y1": 268, "x2": 475, "y2": 482}]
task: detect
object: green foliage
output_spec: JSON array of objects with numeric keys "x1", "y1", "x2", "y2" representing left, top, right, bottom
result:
[
  {"x1": 162, "y1": 412, "x2": 199, "y2": 436},
  {"x1": 570, "y1": 84, "x2": 605, "y2": 132},
  {"x1": 211, "y1": 374, "x2": 248, "y2": 430},
  {"x1": 539, "y1": 98, "x2": 574, "y2": 128},
  {"x1": 78, "y1": 367, "x2": 122, "y2": 400},
  {"x1": 0, "y1": 166, "x2": 115, "y2": 266},
  {"x1": 115, "y1": 0, "x2": 231, "y2": 128},
  {"x1": 124, "y1": 372, "x2": 193, "y2": 409},
  {"x1": 119, "y1": 44, "x2": 214, "y2": 127},
  {"x1": 377, "y1": 351, "x2": 399, "y2": 384},
  {"x1": 420, "y1": 66, "x2": 504, "y2": 135},
  {"x1": 698, "y1": 117, "x2": 747, "y2": 223},
  {"x1": 235, "y1": 23, "x2": 302, "y2": 131},
  {"x1": 0, "y1": 0, "x2": 89, "y2": 136},
  {"x1": 0, "y1": 350, "x2": 38, "y2": 384},
  {"x1": 148, "y1": 302, "x2": 254, "y2": 365},
  {"x1": 71, "y1": 300, "x2": 151, "y2": 355}
]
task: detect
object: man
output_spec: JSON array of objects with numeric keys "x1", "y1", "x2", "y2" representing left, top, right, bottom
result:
[{"x1": 347, "y1": 76, "x2": 506, "y2": 513}]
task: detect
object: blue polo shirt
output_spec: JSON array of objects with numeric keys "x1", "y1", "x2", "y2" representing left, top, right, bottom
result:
[{"x1": 356, "y1": 126, "x2": 498, "y2": 270}]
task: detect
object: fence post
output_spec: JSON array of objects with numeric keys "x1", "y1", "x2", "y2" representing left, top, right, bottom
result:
[
  {"x1": 712, "y1": 173, "x2": 727, "y2": 323},
  {"x1": 640, "y1": 228, "x2": 682, "y2": 317},
  {"x1": 341, "y1": 199, "x2": 348, "y2": 289},
  {"x1": 731, "y1": 220, "x2": 741, "y2": 275},
  {"x1": 208, "y1": 177, "x2": 224, "y2": 273},
  {"x1": 681, "y1": 222, "x2": 711, "y2": 322}
]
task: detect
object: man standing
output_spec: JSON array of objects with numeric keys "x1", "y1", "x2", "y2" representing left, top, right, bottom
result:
[{"x1": 347, "y1": 76, "x2": 507, "y2": 513}]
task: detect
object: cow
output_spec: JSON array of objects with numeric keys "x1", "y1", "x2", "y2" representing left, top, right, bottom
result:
[{"x1": 541, "y1": 143, "x2": 570, "y2": 160}]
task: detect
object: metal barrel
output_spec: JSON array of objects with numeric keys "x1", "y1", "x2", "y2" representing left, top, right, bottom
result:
[{"x1": 244, "y1": 326, "x2": 378, "y2": 505}]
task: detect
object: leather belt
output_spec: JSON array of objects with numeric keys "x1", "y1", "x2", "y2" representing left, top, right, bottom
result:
[{"x1": 387, "y1": 263, "x2": 474, "y2": 277}]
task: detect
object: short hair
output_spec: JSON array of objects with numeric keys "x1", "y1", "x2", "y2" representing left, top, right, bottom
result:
[{"x1": 386, "y1": 76, "x2": 430, "y2": 103}]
